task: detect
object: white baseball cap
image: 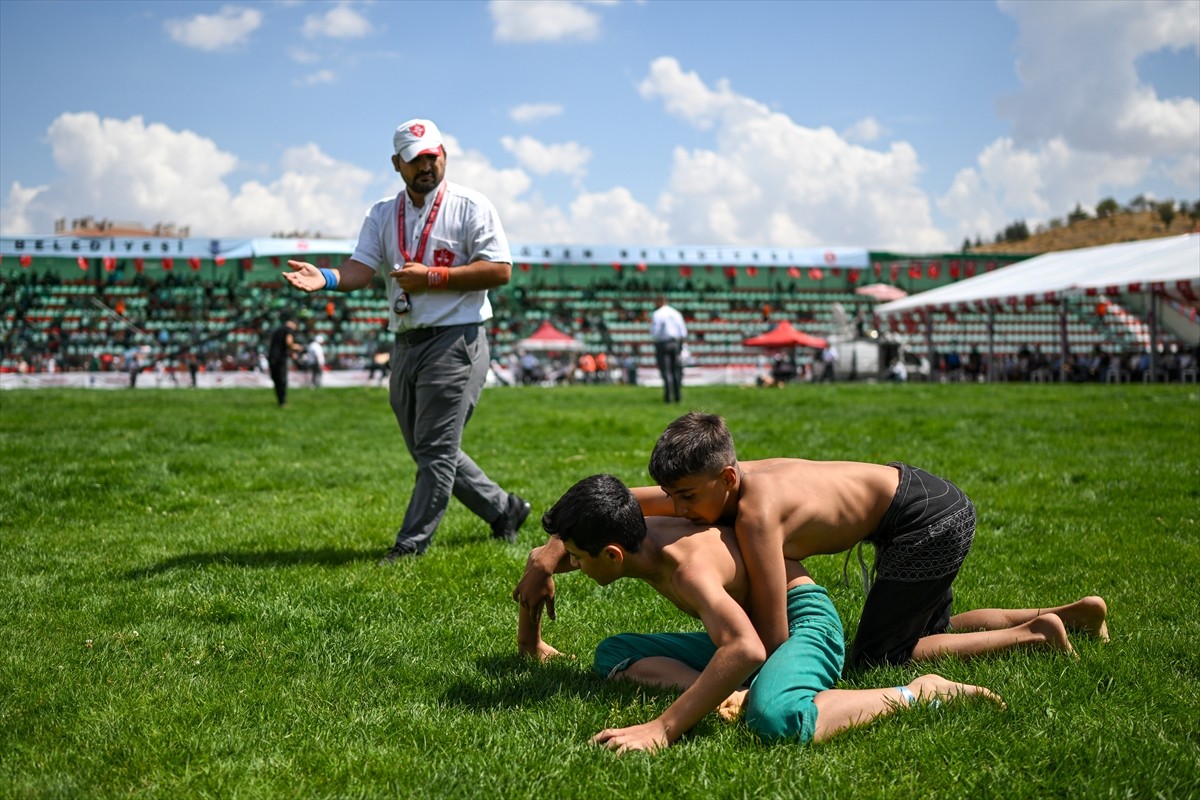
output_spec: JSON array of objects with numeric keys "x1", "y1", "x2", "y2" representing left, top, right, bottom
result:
[{"x1": 393, "y1": 119, "x2": 444, "y2": 162}]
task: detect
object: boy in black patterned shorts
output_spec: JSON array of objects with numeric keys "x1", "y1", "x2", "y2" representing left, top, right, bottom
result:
[{"x1": 515, "y1": 412, "x2": 1109, "y2": 670}]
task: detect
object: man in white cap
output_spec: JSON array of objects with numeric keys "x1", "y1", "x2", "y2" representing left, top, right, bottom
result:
[{"x1": 283, "y1": 118, "x2": 530, "y2": 562}]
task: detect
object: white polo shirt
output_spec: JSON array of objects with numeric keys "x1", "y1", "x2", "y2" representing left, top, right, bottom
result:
[{"x1": 350, "y1": 180, "x2": 512, "y2": 332}]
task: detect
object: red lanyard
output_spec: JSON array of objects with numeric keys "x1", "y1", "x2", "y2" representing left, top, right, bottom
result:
[{"x1": 396, "y1": 182, "x2": 447, "y2": 265}]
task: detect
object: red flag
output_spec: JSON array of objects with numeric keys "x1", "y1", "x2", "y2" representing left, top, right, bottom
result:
[
  {"x1": 189, "y1": 257, "x2": 201, "y2": 271},
  {"x1": 102, "y1": 257, "x2": 116, "y2": 272},
  {"x1": 77, "y1": 256, "x2": 89, "y2": 271},
  {"x1": 724, "y1": 266, "x2": 737, "y2": 278},
  {"x1": 965, "y1": 263, "x2": 976, "y2": 278},
  {"x1": 787, "y1": 266, "x2": 801, "y2": 279},
  {"x1": 808, "y1": 268, "x2": 824, "y2": 281},
  {"x1": 241, "y1": 258, "x2": 253, "y2": 271},
  {"x1": 679, "y1": 265, "x2": 693, "y2": 278},
  {"x1": 848, "y1": 269, "x2": 860, "y2": 283},
  {"x1": 271, "y1": 256, "x2": 282, "y2": 267},
  {"x1": 908, "y1": 263, "x2": 922, "y2": 279},
  {"x1": 890, "y1": 264, "x2": 900, "y2": 281},
  {"x1": 636, "y1": 262, "x2": 648, "y2": 272},
  {"x1": 928, "y1": 261, "x2": 941, "y2": 279},
  {"x1": 19, "y1": 254, "x2": 32, "y2": 267},
  {"x1": 215, "y1": 256, "x2": 226, "y2": 266},
  {"x1": 746, "y1": 266, "x2": 758, "y2": 277},
  {"x1": 162, "y1": 257, "x2": 174, "y2": 271},
  {"x1": 949, "y1": 260, "x2": 960, "y2": 279},
  {"x1": 518, "y1": 263, "x2": 530, "y2": 272},
  {"x1": 134, "y1": 258, "x2": 145, "y2": 274},
  {"x1": 872, "y1": 261, "x2": 882, "y2": 277},
  {"x1": 612, "y1": 262, "x2": 622, "y2": 272}
]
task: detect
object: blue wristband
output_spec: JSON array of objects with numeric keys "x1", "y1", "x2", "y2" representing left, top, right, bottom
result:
[{"x1": 318, "y1": 267, "x2": 338, "y2": 290}]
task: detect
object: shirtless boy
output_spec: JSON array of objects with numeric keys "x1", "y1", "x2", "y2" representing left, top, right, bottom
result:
[
  {"x1": 518, "y1": 474, "x2": 1003, "y2": 754},
  {"x1": 516, "y1": 412, "x2": 1108, "y2": 670}
]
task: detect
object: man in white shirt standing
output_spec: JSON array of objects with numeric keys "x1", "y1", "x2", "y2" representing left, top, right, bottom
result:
[
  {"x1": 650, "y1": 295, "x2": 688, "y2": 404},
  {"x1": 283, "y1": 118, "x2": 530, "y2": 562}
]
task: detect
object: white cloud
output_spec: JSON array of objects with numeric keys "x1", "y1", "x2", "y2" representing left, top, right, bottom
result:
[
  {"x1": 567, "y1": 187, "x2": 671, "y2": 244},
  {"x1": 297, "y1": 69, "x2": 337, "y2": 87},
  {"x1": 0, "y1": 112, "x2": 378, "y2": 238},
  {"x1": 164, "y1": 6, "x2": 262, "y2": 51},
  {"x1": 302, "y1": 2, "x2": 372, "y2": 40},
  {"x1": 500, "y1": 136, "x2": 591, "y2": 178},
  {"x1": 289, "y1": 47, "x2": 321, "y2": 64},
  {"x1": 489, "y1": 0, "x2": 601, "y2": 43},
  {"x1": 510, "y1": 103, "x2": 564, "y2": 124},
  {"x1": 842, "y1": 117, "x2": 886, "y2": 144},
  {"x1": 997, "y1": 0, "x2": 1199, "y2": 163},
  {"x1": 639, "y1": 57, "x2": 949, "y2": 250},
  {"x1": 938, "y1": 137, "x2": 1149, "y2": 244},
  {"x1": 0, "y1": 182, "x2": 48, "y2": 236}
]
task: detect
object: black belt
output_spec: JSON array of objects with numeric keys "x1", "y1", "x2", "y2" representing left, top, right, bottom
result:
[{"x1": 394, "y1": 323, "x2": 477, "y2": 345}]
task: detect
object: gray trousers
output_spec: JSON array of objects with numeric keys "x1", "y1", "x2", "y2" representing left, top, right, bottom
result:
[{"x1": 389, "y1": 323, "x2": 507, "y2": 554}]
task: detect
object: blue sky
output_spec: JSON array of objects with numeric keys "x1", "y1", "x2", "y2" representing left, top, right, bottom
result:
[{"x1": 1, "y1": 0, "x2": 1197, "y2": 252}]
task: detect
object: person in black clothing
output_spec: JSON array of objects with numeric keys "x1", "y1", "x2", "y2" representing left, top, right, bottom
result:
[{"x1": 267, "y1": 317, "x2": 300, "y2": 406}]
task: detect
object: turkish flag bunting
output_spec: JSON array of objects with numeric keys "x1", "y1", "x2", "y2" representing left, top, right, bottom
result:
[
  {"x1": 787, "y1": 267, "x2": 801, "y2": 279},
  {"x1": 908, "y1": 263, "x2": 922, "y2": 279},
  {"x1": 808, "y1": 268, "x2": 824, "y2": 281},
  {"x1": 162, "y1": 258, "x2": 174, "y2": 271},
  {"x1": 928, "y1": 261, "x2": 941, "y2": 278},
  {"x1": 103, "y1": 257, "x2": 116, "y2": 272},
  {"x1": 636, "y1": 262, "x2": 648, "y2": 272},
  {"x1": 724, "y1": 267, "x2": 737, "y2": 278},
  {"x1": 19, "y1": 254, "x2": 32, "y2": 267},
  {"x1": 215, "y1": 256, "x2": 226, "y2": 266},
  {"x1": 189, "y1": 257, "x2": 202, "y2": 271},
  {"x1": 746, "y1": 266, "x2": 758, "y2": 277},
  {"x1": 679, "y1": 265, "x2": 693, "y2": 278},
  {"x1": 77, "y1": 256, "x2": 89, "y2": 271},
  {"x1": 134, "y1": 258, "x2": 145, "y2": 274}
]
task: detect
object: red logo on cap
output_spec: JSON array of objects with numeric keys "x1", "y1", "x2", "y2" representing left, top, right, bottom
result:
[{"x1": 410, "y1": 124, "x2": 425, "y2": 137}]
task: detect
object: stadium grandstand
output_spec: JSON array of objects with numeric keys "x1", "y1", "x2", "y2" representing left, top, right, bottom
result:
[{"x1": 2, "y1": 229, "x2": 1196, "y2": 388}]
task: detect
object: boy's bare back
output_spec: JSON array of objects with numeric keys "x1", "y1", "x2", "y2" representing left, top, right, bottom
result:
[
  {"x1": 645, "y1": 517, "x2": 810, "y2": 617},
  {"x1": 736, "y1": 459, "x2": 901, "y2": 559}
]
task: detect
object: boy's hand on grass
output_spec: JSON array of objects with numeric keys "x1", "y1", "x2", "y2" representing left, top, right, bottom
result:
[{"x1": 591, "y1": 721, "x2": 670, "y2": 755}]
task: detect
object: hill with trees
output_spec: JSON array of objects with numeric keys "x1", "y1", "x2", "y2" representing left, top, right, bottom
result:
[{"x1": 967, "y1": 196, "x2": 1200, "y2": 255}]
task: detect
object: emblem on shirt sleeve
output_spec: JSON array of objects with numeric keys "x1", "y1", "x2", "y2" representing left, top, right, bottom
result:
[{"x1": 433, "y1": 248, "x2": 455, "y2": 266}]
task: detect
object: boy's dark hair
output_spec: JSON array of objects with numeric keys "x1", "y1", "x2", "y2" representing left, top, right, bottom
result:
[
  {"x1": 541, "y1": 474, "x2": 646, "y2": 556},
  {"x1": 648, "y1": 411, "x2": 738, "y2": 487}
]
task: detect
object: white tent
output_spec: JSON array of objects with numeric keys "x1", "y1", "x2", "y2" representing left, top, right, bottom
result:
[
  {"x1": 876, "y1": 235, "x2": 1199, "y2": 318},
  {"x1": 874, "y1": 234, "x2": 1199, "y2": 381}
]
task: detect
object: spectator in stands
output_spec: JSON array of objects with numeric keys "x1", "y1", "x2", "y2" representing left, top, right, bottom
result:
[
  {"x1": 267, "y1": 317, "x2": 301, "y2": 407},
  {"x1": 650, "y1": 295, "x2": 687, "y2": 403},
  {"x1": 889, "y1": 357, "x2": 908, "y2": 383},
  {"x1": 281, "y1": 117, "x2": 530, "y2": 562},
  {"x1": 306, "y1": 334, "x2": 326, "y2": 388},
  {"x1": 622, "y1": 349, "x2": 638, "y2": 386},
  {"x1": 819, "y1": 343, "x2": 838, "y2": 382}
]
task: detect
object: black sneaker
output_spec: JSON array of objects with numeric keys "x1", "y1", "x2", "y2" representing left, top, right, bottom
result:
[
  {"x1": 491, "y1": 494, "x2": 531, "y2": 543},
  {"x1": 378, "y1": 543, "x2": 419, "y2": 565}
]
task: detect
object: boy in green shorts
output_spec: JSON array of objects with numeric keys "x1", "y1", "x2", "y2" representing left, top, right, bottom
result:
[{"x1": 518, "y1": 473, "x2": 1003, "y2": 754}]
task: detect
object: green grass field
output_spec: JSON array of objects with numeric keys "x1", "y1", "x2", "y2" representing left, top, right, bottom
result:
[{"x1": 2, "y1": 383, "x2": 1198, "y2": 799}]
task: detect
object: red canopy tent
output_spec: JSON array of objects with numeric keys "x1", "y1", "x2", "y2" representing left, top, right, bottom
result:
[
  {"x1": 743, "y1": 320, "x2": 828, "y2": 349},
  {"x1": 517, "y1": 320, "x2": 583, "y2": 352}
]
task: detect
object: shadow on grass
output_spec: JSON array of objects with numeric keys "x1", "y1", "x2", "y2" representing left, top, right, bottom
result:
[
  {"x1": 440, "y1": 653, "x2": 653, "y2": 711},
  {"x1": 126, "y1": 547, "x2": 379, "y2": 578}
]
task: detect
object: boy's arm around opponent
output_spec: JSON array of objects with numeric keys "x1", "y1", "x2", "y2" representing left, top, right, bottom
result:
[{"x1": 590, "y1": 560, "x2": 767, "y2": 753}]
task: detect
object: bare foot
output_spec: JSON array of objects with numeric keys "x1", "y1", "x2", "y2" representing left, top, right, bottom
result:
[
  {"x1": 1029, "y1": 613, "x2": 1076, "y2": 657},
  {"x1": 518, "y1": 640, "x2": 572, "y2": 662},
  {"x1": 909, "y1": 674, "x2": 1007, "y2": 711},
  {"x1": 717, "y1": 689, "x2": 748, "y2": 722},
  {"x1": 1055, "y1": 596, "x2": 1109, "y2": 642}
]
